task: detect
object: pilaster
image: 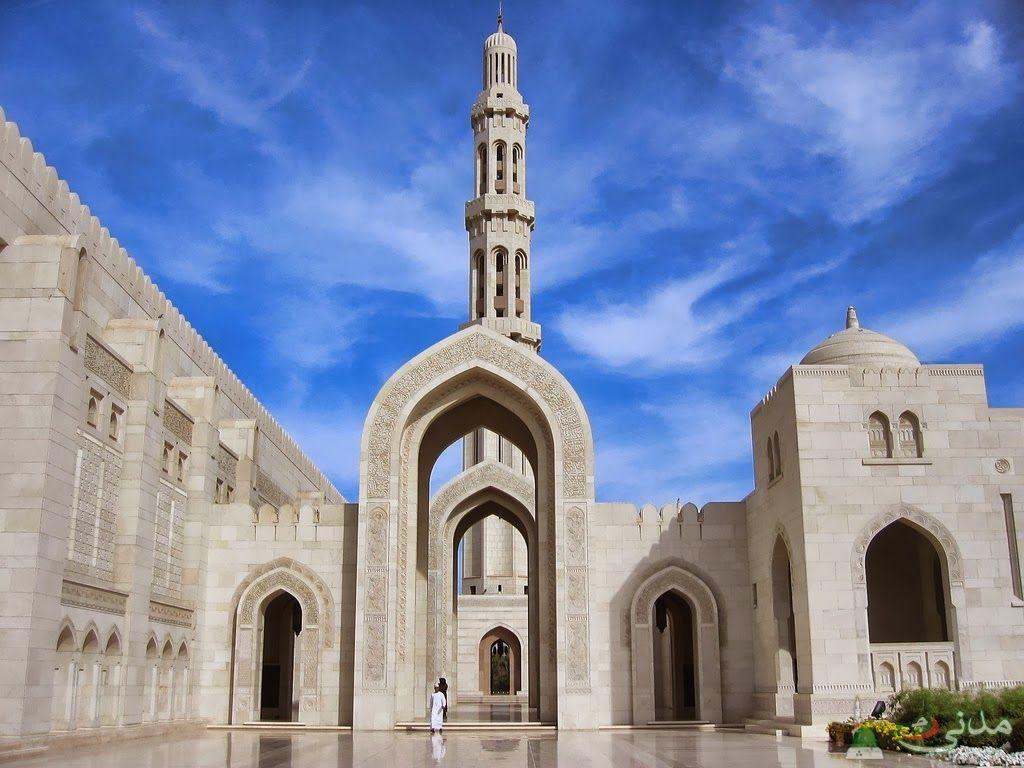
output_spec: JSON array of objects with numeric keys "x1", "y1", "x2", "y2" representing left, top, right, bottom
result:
[{"x1": 0, "y1": 236, "x2": 83, "y2": 737}]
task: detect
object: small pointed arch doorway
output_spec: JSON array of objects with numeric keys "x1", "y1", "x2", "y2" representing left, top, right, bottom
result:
[
  {"x1": 259, "y1": 591, "x2": 302, "y2": 721},
  {"x1": 228, "y1": 558, "x2": 335, "y2": 725},
  {"x1": 438, "y1": 471, "x2": 536, "y2": 716},
  {"x1": 771, "y1": 533, "x2": 799, "y2": 709},
  {"x1": 652, "y1": 591, "x2": 697, "y2": 720},
  {"x1": 479, "y1": 626, "x2": 523, "y2": 695},
  {"x1": 630, "y1": 564, "x2": 723, "y2": 724}
]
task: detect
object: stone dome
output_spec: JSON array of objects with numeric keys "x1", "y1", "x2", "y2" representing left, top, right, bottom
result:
[
  {"x1": 800, "y1": 306, "x2": 920, "y2": 367},
  {"x1": 485, "y1": 20, "x2": 517, "y2": 52}
]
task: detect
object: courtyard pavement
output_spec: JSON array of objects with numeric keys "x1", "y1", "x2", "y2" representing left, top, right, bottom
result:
[{"x1": 0, "y1": 729, "x2": 950, "y2": 767}]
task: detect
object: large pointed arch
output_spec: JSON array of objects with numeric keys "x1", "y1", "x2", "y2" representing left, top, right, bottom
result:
[
  {"x1": 430, "y1": 463, "x2": 539, "y2": 710},
  {"x1": 354, "y1": 326, "x2": 596, "y2": 729}
]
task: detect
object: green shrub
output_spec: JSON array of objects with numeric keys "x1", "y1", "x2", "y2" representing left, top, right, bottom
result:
[
  {"x1": 1009, "y1": 719, "x2": 1024, "y2": 753},
  {"x1": 887, "y1": 686, "x2": 1024, "y2": 749}
]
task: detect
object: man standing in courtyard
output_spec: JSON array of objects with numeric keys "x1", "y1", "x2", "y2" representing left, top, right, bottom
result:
[{"x1": 429, "y1": 683, "x2": 447, "y2": 734}]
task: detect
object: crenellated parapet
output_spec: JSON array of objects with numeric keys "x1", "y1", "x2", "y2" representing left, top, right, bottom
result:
[{"x1": 0, "y1": 106, "x2": 341, "y2": 503}]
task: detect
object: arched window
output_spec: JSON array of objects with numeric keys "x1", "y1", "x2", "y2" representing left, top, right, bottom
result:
[
  {"x1": 766, "y1": 438, "x2": 775, "y2": 481},
  {"x1": 495, "y1": 249, "x2": 507, "y2": 317},
  {"x1": 495, "y1": 142, "x2": 506, "y2": 193},
  {"x1": 514, "y1": 251, "x2": 525, "y2": 317},
  {"x1": 108, "y1": 405, "x2": 122, "y2": 442},
  {"x1": 163, "y1": 443, "x2": 173, "y2": 475},
  {"x1": 473, "y1": 250, "x2": 485, "y2": 318},
  {"x1": 477, "y1": 144, "x2": 488, "y2": 196},
  {"x1": 87, "y1": 396, "x2": 98, "y2": 427},
  {"x1": 867, "y1": 412, "x2": 892, "y2": 458},
  {"x1": 772, "y1": 431, "x2": 782, "y2": 478},
  {"x1": 866, "y1": 521, "x2": 948, "y2": 643},
  {"x1": 897, "y1": 411, "x2": 923, "y2": 458},
  {"x1": 512, "y1": 145, "x2": 522, "y2": 194}
]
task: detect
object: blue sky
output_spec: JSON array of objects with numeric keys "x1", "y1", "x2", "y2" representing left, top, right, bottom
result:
[{"x1": 2, "y1": 0, "x2": 1023, "y2": 504}]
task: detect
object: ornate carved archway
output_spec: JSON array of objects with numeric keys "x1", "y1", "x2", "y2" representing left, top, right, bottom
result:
[
  {"x1": 353, "y1": 326, "x2": 595, "y2": 729},
  {"x1": 850, "y1": 504, "x2": 966, "y2": 684},
  {"x1": 229, "y1": 558, "x2": 335, "y2": 725},
  {"x1": 630, "y1": 565, "x2": 723, "y2": 724},
  {"x1": 851, "y1": 504, "x2": 963, "y2": 587}
]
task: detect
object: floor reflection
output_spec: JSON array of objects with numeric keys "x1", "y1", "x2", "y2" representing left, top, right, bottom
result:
[
  {"x1": 3, "y1": 729, "x2": 943, "y2": 767},
  {"x1": 445, "y1": 702, "x2": 537, "y2": 722}
]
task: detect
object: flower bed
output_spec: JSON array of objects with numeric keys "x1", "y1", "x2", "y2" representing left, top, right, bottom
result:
[{"x1": 942, "y1": 746, "x2": 1024, "y2": 766}]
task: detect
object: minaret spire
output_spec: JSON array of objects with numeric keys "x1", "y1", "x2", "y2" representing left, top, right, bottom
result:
[{"x1": 462, "y1": 15, "x2": 541, "y2": 349}]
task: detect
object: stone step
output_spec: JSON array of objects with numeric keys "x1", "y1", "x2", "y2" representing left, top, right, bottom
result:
[
  {"x1": 210, "y1": 723, "x2": 352, "y2": 731},
  {"x1": 394, "y1": 721, "x2": 555, "y2": 731},
  {"x1": 600, "y1": 721, "x2": 714, "y2": 731}
]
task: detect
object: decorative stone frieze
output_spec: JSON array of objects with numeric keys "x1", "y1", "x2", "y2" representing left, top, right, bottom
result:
[
  {"x1": 84, "y1": 335, "x2": 132, "y2": 397},
  {"x1": 149, "y1": 598, "x2": 194, "y2": 628},
  {"x1": 162, "y1": 400, "x2": 193, "y2": 445},
  {"x1": 255, "y1": 470, "x2": 289, "y2": 509},
  {"x1": 60, "y1": 578, "x2": 127, "y2": 615}
]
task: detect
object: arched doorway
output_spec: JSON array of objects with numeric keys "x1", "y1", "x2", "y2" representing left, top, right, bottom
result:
[
  {"x1": 652, "y1": 591, "x2": 696, "y2": 721},
  {"x1": 442, "y1": 483, "x2": 535, "y2": 715},
  {"x1": 630, "y1": 565, "x2": 723, "y2": 724},
  {"x1": 478, "y1": 626, "x2": 523, "y2": 696},
  {"x1": 354, "y1": 327, "x2": 596, "y2": 730},
  {"x1": 229, "y1": 558, "x2": 335, "y2": 725},
  {"x1": 866, "y1": 521, "x2": 948, "y2": 643},
  {"x1": 259, "y1": 592, "x2": 301, "y2": 722},
  {"x1": 490, "y1": 640, "x2": 511, "y2": 693},
  {"x1": 771, "y1": 534, "x2": 798, "y2": 713}
]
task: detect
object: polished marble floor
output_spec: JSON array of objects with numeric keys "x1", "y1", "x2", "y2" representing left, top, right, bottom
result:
[{"x1": 2, "y1": 729, "x2": 946, "y2": 767}]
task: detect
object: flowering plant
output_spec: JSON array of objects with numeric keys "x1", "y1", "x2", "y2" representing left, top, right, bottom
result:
[{"x1": 852, "y1": 718, "x2": 915, "y2": 751}]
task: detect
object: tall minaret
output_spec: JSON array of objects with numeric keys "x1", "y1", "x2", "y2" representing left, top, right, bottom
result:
[
  {"x1": 462, "y1": 11, "x2": 541, "y2": 350},
  {"x1": 459, "y1": 14, "x2": 535, "y2": 599}
]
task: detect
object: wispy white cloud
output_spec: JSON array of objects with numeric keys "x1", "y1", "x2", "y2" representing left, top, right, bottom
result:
[
  {"x1": 269, "y1": 398, "x2": 366, "y2": 499},
  {"x1": 258, "y1": 291, "x2": 367, "y2": 370},
  {"x1": 132, "y1": 6, "x2": 316, "y2": 140},
  {"x1": 886, "y1": 226, "x2": 1024, "y2": 360},
  {"x1": 723, "y1": 2, "x2": 1018, "y2": 222},
  {"x1": 595, "y1": 389, "x2": 754, "y2": 504},
  {"x1": 554, "y1": 229, "x2": 844, "y2": 373}
]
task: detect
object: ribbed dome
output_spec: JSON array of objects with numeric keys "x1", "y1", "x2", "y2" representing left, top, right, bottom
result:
[
  {"x1": 485, "y1": 20, "x2": 517, "y2": 52},
  {"x1": 800, "y1": 307, "x2": 920, "y2": 367}
]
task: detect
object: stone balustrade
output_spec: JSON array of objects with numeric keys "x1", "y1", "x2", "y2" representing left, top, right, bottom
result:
[{"x1": 870, "y1": 642, "x2": 956, "y2": 693}]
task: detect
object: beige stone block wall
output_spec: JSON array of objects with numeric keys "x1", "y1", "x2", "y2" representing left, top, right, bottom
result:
[
  {"x1": 453, "y1": 595, "x2": 529, "y2": 700},
  {"x1": 586, "y1": 500, "x2": 753, "y2": 725},
  {"x1": 197, "y1": 503, "x2": 358, "y2": 726}
]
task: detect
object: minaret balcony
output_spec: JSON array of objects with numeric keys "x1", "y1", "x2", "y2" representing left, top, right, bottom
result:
[
  {"x1": 471, "y1": 97, "x2": 530, "y2": 123},
  {"x1": 465, "y1": 194, "x2": 535, "y2": 225},
  {"x1": 459, "y1": 316, "x2": 542, "y2": 349}
]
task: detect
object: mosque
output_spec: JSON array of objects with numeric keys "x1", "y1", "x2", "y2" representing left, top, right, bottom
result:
[{"x1": 1, "y1": 15, "x2": 1023, "y2": 749}]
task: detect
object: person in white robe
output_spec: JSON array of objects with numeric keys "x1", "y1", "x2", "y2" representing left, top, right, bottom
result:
[{"x1": 429, "y1": 684, "x2": 446, "y2": 734}]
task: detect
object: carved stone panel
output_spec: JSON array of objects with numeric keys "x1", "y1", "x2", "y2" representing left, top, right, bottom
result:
[
  {"x1": 163, "y1": 400, "x2": 193, "y2": 445},
  {"x1": 60, "y1": 579, "x2": 127, "y2": 615},
  {"x1": 84, "y1": 335, "x2": 132, "y2": 397}
]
